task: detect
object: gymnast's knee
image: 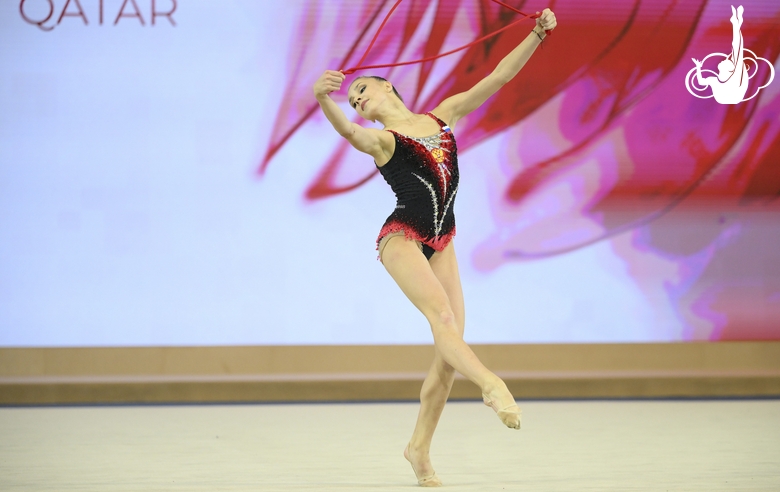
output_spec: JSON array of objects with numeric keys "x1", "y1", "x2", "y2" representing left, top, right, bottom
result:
[{"x1": 427, "y1": 307, "x2": 457, "y2": 331}]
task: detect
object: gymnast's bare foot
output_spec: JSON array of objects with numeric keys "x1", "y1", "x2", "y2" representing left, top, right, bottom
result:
[
  {"x1": 404, "y1": 443, "x2": 442, "y2": 487},
  {"x1": 482, "y1": 379, "x2": 521, "y2": 429}
]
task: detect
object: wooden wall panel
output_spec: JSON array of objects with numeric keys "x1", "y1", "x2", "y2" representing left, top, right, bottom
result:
[{"x1": 2, "y1": 343, "x2": 779, "y2": 404}]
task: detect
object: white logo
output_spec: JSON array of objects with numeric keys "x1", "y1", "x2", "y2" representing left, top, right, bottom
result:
[{"x1": 685, "y1": 5, "x2": 774, "y2": 104}]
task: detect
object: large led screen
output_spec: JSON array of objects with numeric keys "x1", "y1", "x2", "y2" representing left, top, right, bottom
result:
[{"x1": 1, "y1": 0, "x2": 778, "y2": 346}]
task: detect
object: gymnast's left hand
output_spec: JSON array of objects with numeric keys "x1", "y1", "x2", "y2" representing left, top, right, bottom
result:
[{"x1": 535, "y1": 8, "x2": 557, "y2": 33}]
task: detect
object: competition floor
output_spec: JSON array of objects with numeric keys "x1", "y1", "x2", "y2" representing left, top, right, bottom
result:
[{"x1": 2, "y1": 399, "x2": 779, "y2": 491}]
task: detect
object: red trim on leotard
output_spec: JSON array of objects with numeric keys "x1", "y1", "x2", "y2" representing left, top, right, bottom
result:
[{"x1": 376, "y1": 220, "x2": 457, "y2": 253}]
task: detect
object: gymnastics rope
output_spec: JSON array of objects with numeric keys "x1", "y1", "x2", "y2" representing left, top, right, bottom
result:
[{"x1": 341, "y1": 0, "x2": 552, "y2": 75}]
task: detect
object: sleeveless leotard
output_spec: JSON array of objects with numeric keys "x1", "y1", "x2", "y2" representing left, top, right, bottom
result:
[{"x1": 376, "y1": 112, "x2": 459, "y2": 259}]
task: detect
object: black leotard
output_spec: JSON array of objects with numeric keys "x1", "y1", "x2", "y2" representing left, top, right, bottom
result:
[{"x1": 376, "y1": 112, "x2": 459, "y2": 259}]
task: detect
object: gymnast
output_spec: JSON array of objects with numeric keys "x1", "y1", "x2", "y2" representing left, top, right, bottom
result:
[{"x1": 313, "y1": 8, "x2": 557, "y2": 487}]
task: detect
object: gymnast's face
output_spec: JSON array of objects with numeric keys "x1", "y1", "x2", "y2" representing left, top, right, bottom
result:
[{"x1": 348, "y1": 77, "x2": 391, "y2": 121}]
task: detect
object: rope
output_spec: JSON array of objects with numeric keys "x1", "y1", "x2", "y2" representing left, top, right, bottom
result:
[{"x1": 341, "y1": 0, "x2": 550, "y2": 75}]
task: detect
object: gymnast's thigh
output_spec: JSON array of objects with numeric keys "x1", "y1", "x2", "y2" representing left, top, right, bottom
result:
[
  {"x1": 428, "y1": 240, "x2": 464, "y2": 335},
  {"x1": 378, "y1": 231, "x2": 423, "y2": 264}
]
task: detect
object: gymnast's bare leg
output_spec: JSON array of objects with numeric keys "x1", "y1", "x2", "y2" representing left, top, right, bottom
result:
[
  {"x1": 396, "y1": 239, "x2": 462, "y2": 484},
  {"x1": 381, "y1": 236, "x2": 519, "y2": 484}
]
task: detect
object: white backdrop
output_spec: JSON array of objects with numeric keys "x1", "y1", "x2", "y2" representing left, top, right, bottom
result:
[{"x1": 0, "y1": 0, "x2": 720, "y2": 346}]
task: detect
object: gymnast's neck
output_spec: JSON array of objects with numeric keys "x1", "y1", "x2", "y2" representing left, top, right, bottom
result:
[{"x1": 376, "y1": 99, "x2": 418, "y2": 128}]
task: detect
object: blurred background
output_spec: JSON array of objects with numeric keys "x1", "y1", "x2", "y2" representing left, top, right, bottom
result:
[{"x1": 1, "y1": 0, "x2": 779, "y2": 353}]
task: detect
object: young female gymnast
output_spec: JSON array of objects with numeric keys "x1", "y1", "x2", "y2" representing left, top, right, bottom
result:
[{"x1": 313, "y1": 8, "x2": 557, "y2": 487}]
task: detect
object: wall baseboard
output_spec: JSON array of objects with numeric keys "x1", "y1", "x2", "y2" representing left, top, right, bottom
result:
[{"x1": 2, "y1": 343, "x2": 779, "y2": 404}]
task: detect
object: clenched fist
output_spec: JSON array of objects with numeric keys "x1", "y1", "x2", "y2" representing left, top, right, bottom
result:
[
  {"x1": 313, "y1": 70, "x2": 346, "y2": 99},
  {"x1": 535, "y1": 8, "x2": 557, "y2": 33}
]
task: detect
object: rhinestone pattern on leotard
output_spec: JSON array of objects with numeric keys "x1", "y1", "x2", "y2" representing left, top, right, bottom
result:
[{"x1": 375, "y1": 113, "x2": 459, "y2": 257}]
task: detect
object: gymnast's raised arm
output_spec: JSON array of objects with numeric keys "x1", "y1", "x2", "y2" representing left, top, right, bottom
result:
[
  {"x1": 433, "y1": 8, "x2": 557, "y2": 129},
  {"x1": 312, "y1": 70, "x2": 389, "y2": 162}
]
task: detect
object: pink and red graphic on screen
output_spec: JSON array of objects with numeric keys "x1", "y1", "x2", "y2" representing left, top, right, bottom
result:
[{"x1": 264, "y1": 0, "x2": 780, "y2": 341}]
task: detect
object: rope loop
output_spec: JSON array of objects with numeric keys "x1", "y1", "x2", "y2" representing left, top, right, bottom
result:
[{"x1": 341, "y1": 0, "x2": 550, "y2": 75}]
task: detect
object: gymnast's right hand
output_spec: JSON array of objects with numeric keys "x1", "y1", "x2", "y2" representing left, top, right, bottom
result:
[{"x1": 313, "y1": 70, "x2": 346, "y2": 98}]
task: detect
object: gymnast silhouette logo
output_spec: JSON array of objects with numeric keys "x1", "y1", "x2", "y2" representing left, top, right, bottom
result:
[{"x1": 685, "y1": 5, "x2": 774, "y2": 104}]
